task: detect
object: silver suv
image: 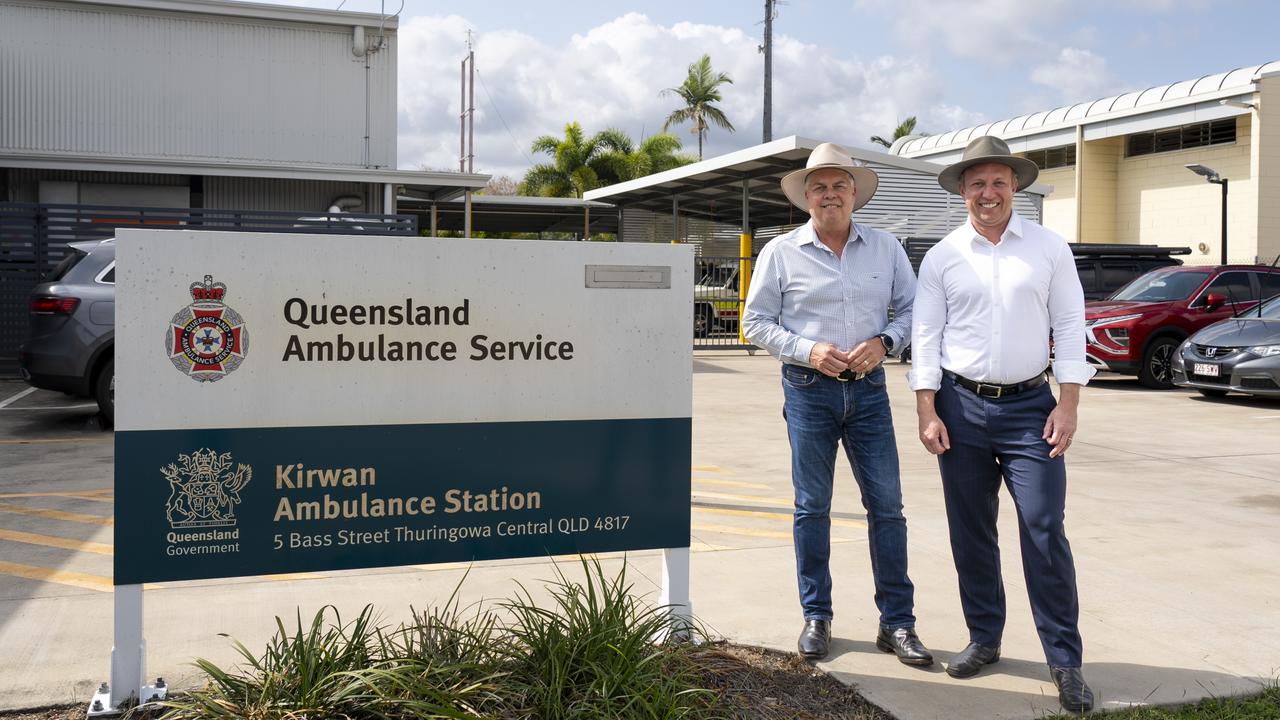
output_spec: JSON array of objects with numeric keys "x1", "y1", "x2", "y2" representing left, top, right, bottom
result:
[{"x1": 18, "y1": 239, "x2": 116, "y2": 422}]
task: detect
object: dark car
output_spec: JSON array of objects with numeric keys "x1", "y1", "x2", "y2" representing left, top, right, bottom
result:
[
  {"x1": 17, "y1": 239, "x2": 116, "y2": 420},
  {"x1": 1172, "y1": 293, "x2": 1280, "y2": 398},
  {"x1": 1071, "y1": 245, "x2": 1189, "y2": 300},
  {"x1": 1084, "y1": 264, "x2": 1280, "y2": 388}
]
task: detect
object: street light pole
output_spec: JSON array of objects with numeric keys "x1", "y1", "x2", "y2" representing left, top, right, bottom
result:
[
  {"x1": 1185, "y1": 163, "x2": 1228, "y2": 265},
  {"x1": 1218, "y1": 178, "x2": 1228, "y2": 265}
]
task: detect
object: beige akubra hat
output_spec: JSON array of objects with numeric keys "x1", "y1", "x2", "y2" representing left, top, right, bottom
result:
[
  {"x1": 780, "y1": 142, "x2": 880, "y2": 212},
  {"x1": 937, "y1": 135, "x2": 1039, "y2": 195}
]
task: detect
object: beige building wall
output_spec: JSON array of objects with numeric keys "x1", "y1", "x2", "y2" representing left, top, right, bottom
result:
[
  {"x1": 1254, "y1": 76, "x2": 1280, "y2": 264},
  {"x1": 1114, "y1": 114, "x2": 1256, "y2": 265},
  {"x1": 1078, "y1": 137, "x2": 1123, "y2": 244},
  {"x1": 1036, "y1": 166, "x2": 1078, "y2": 241}
]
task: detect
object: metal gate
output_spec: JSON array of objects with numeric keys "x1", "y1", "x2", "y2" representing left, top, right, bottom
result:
[
  {"x1": 693, "y1": 255, "x2": 756, "y2": 351},
  {"x1": 0, "y1": 203, "x2": 418, "y2": 374}
]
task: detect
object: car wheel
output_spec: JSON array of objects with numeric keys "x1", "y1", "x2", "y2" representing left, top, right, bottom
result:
[
  {"x1": 1138, "y1": 337, "x2": 1179, "y2": 389},
  {"x1": 1196, "y1": 388, "x2": 1228, "y2": 398},
  {"x1": 95, "y1": 357, "x2": 114, "y2": 424},
  {"x1": 694, "y1": 306, "x2": 713, "y2": 338}
]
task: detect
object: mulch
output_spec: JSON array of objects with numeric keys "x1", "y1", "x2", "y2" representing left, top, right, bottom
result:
[{"x1": 0, "y1": 642, "x2": 894, "y2": 720}]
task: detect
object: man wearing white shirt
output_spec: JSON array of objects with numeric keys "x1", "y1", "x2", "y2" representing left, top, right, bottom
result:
[
  {"x1": 909, "y1": 136, "x2": 1095, "y2": 712},
  {"x1": 744, "y1": 143, "x2": 932, "y2": 667}
]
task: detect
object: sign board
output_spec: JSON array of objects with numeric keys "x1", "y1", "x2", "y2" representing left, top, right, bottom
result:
[{"x1": 114, "y1": 230, "x2": 693, "y2": 585}]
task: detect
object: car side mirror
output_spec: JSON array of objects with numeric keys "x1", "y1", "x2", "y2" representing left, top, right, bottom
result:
[{"x1": 1204, "y1": 292, "x2": 1227, "y2": 312}]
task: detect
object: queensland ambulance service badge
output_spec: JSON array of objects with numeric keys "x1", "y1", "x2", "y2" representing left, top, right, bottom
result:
[{"x1": 166, "y1": 275, "x2": 249, "y2": 382}]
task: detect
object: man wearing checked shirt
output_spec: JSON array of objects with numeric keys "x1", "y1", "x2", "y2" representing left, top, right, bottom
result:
[{"x1": 743, "y1": 143, "x2": 932, "y2": 667}]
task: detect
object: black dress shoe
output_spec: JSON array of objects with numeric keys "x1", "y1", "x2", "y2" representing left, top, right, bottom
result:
[
  {"x1": 945, "y1": 641, "x2": 1000, "y2": 678},
  {"x1": 875, "y1": 626, "x2": 934, "y2": 667},
  {"x1": 797, "y1": 619, "x2": 831, "y2": 660},
  {"x1": 1050, "y1": 666, "x2": 1095, "y2": 713}
]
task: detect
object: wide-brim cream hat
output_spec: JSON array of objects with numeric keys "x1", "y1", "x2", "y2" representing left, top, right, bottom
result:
[
  {"x1": 780, "y1": 142, "x2": 879, "y2": 213},
  {"x1": 937, "y1": 135, "x2": 1039, "y2": 195}
]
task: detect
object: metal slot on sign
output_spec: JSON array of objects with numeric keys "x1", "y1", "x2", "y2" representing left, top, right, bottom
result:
[{"x1": 584, "y1": 264, "x2": 671, "y2": 289}]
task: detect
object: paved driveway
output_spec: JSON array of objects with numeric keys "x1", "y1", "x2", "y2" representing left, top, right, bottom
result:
[{"x1": 1, "y1": 361, "x2": 1278, "y2": 718}]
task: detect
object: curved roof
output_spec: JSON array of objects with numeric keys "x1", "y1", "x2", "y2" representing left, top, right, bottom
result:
[{"x1": 893, "y1": 61, "x2": 1280, "y2": 156}]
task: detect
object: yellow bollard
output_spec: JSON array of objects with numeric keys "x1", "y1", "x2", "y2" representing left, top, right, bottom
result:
[{"x1": 738, "y1": 232, "x2": 752, "y2": 345}]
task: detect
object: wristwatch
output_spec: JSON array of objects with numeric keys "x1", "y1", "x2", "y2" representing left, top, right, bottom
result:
[{"x1": 875, "y1": 333, "x2": 895, "y2": 353}]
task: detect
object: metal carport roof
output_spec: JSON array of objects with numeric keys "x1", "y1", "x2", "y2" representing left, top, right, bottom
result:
[
  {"x1": 584, "y1": 135, "x2": 1045, "y2": 240},
  {"x1": 400, "y1": 195, "x2": 618, "y2": 236}
]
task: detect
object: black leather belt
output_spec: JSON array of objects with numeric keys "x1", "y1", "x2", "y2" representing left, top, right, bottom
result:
[{"x1": 944, "y1": 369, "x2": 1047, "y2": 399}]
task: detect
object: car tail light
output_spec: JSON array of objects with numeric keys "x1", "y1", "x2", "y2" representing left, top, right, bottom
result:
[{"x1": 30, "y1": 296, "x2": 81, "y2": 315}]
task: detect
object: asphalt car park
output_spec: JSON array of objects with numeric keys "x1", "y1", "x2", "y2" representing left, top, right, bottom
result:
[{"x1": 1, "y1": 361, "x2": 1278, "y2": 719}]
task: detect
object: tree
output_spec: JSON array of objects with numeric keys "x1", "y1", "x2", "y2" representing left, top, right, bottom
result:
[
  {"x1": 870, "y1": 116, "x2": 926, "y2": 149},
  {"x1": 661, "y1": 54, "x2": 735, "y2": 160},
  {"x1": 520, "y1": 122, "x2": 630, "y2": 198},
  {"x1": 596, "y1": 132, "x2": 697, "y2": 182},
  {"x1": 480, "y1": 175, "x2": 518, "y2": 196}
]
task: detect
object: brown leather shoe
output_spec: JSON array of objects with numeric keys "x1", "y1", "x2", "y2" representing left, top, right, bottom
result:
[
  {"x1": 797, "y1": 620, "x2": 831, "y2": 660},
  {"x1": 946, "y1": 641, "x2": 1000, "y2": 678},
  {"x1": 1050, "y1": 666, "x2": 1095, "y2": 712},
  {"x1": 875, "y1": 626, "x2": 934, "y2": 667}
]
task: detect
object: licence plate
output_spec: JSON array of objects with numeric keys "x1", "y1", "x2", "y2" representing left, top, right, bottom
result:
[{"x1": 1193, "y1": 363, "x2": 1220, "y2": 377}]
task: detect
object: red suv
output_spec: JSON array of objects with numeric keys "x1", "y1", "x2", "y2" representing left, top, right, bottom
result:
[{"x1": 1084, "y1": 265, "x2": 1280, "y2": 388}]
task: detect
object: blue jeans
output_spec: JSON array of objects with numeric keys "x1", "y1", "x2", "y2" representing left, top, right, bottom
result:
[{"x1": 781, "y1": 363, "x2": 916, "y2": 628}]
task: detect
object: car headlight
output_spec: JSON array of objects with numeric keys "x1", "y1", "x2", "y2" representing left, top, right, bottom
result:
[
  {"x1": 1247, "y1": 344, "x2": 1280, "y2": 357},
  {"x1": 1086, "y1": 314, "x2": 1143, "y2": 329}
]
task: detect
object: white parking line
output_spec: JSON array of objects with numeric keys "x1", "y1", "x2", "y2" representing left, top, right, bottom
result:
[
  {"x1": 0, "y1": 387, "x2": 37, "y2": 409},
  {"x1": 0, "y1": 403, "x2": 98, "y2": 411}
]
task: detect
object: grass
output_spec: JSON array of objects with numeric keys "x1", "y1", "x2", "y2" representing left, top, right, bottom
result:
[{"x1": 1044, "y1": 685, "x2": 1280, "y2": 719}]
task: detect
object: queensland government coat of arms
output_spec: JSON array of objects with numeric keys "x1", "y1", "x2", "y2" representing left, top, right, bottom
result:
[{"x1": 161, "y1": 448, "x2": 252, "y2": 528}]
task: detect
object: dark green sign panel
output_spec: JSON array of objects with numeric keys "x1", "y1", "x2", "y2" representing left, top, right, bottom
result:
[{"x1": 114, "y1": 418, "x2": 690, "y2": 584}]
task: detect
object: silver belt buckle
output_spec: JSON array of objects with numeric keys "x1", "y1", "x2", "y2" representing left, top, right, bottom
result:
[{"x1": 977, "y1": 382, "x2": 1003, "y2": 399}]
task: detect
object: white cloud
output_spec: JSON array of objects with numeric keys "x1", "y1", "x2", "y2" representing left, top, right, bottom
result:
[
  {"x1": 853, "y1": 0, "x2": 1073, "y2": 65},
  {"x1": 1030, "y1": 47, "x2": 1124, "y2": 103},
  {"x1": 396, "y1": 13, "x2": 974, "y2": 178}
]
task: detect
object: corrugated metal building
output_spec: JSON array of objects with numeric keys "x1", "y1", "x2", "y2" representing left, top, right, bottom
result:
[{"x1": 0, "y1": 0, "x2": 486, "y2": 212}]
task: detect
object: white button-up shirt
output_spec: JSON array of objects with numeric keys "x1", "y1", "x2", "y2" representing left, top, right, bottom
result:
[
  {"x1": 743, "y1": 219, "x2": 915, "y2": 366},
  {"x1": 908, "y1": 213, "x2": 1094, "y2": 390}
]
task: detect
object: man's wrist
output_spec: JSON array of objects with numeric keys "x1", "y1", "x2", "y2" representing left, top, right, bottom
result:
[{"x1": 875, "y1": 333, "x2": 894, "y2": 354}]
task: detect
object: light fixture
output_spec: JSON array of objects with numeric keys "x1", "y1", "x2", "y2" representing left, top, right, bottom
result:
[
  {"x1": 1219, "y1": 98, "x2": 1256, "y2": 110},
  {"x1": 1185, "y1": 163, "x2": 1220, "y2": 182}
]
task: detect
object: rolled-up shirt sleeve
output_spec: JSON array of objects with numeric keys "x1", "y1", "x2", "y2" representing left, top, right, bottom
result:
[
  {"x1": 907, "y1": 251, "x2": 946, "y2": 391},
  {"x1": 1047, "y1": 240, "x2": 1096, "y2": 386},
  {"x1": 883, "y1": 241, "x2": 916, "y2": 351},
  {"x1": 742, "y1": 244, "x2": 815, "y2": 365}
]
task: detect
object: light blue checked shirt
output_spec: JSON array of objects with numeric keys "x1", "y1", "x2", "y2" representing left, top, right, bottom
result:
[{"x1": 743, "y1": 220, "x2": 916, "y2": 366}]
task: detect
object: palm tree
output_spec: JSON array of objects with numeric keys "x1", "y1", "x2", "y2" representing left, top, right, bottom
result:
[
  {"x1": 596, "y1": 132, "x2": 697, "y2": 182},
  {"x1": 520, "y1": 122, "x2": 630, "y2": 198},
  {"x1": 662, "y1": 54, "x2": 735, "y2": 160},
  {"x1": 870, "y1": 116, "x2": 925, "y2": 149}
]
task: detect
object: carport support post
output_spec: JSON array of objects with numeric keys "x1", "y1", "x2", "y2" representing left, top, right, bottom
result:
[
  {"x1": 739, "y1": 177, "x2": 752, "y2": 345},
  {"x1": 671, "y1": 195, "x2": 679, "y2": 244},
  {"x1": 659, "y1": 547, "x2": 692, "y2": 636}
]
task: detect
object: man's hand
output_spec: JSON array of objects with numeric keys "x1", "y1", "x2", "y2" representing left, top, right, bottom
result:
[
  {"x1": 915, "y1": 390, "x2": 950, "y2": 455},
  {"x1": 809, "y1": 342, "x2": 851, "y2": 377},
  {"x1": 847, "y1": 337, "x2": 888, "y2": 375},
  {"x1": 1043, "y1": 383, "x2": 1081, "y2": 459}
]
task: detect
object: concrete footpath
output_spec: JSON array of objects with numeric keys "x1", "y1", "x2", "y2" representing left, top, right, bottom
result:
[{"x1": 0, "y1": 354, "x2": 1278, "y2": 718}]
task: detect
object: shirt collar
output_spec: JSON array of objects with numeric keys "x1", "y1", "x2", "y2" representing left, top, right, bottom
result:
[
  {"x1": 802, "y1": 219, "x2": 863, "y2": 252},
  {"x1": 965, "y1": 212, "x2": 1024, "y2": 246}
]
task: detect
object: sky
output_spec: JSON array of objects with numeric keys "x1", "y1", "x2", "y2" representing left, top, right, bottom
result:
[{"x1": 261, "y1": 0, "x2": 1277, "y2": 180}]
